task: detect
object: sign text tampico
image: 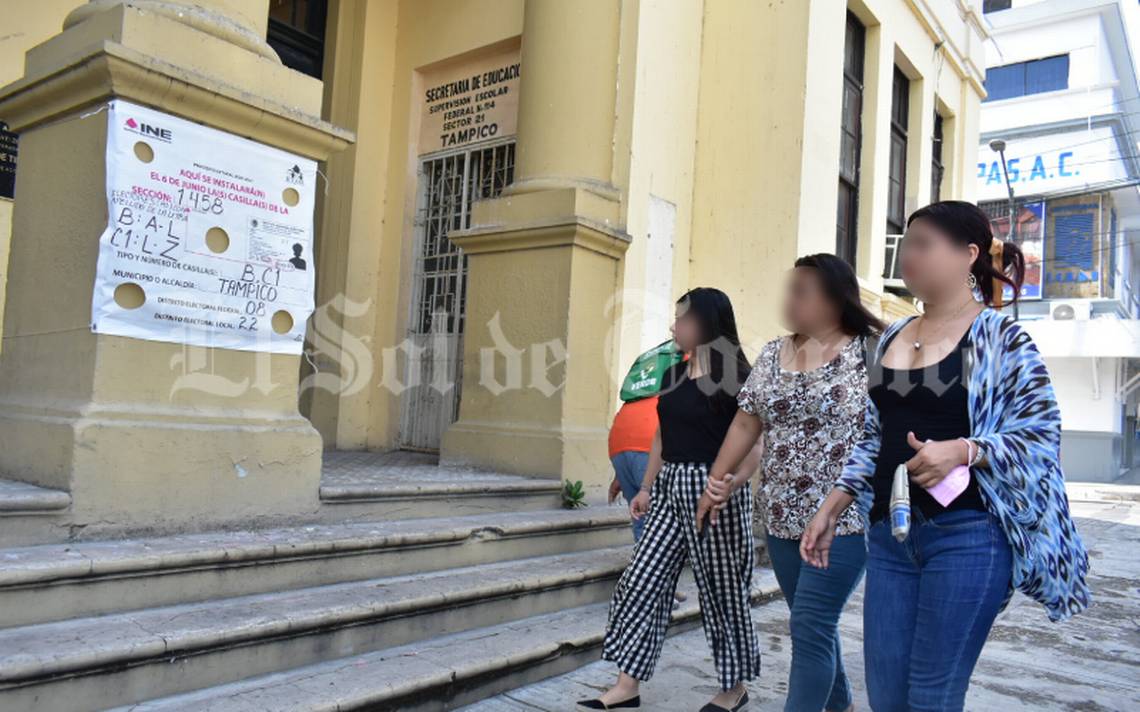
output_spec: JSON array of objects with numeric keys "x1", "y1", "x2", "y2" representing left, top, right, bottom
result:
[{"x1": 419, "y1": 46, "x2": 520, "y2": 154}]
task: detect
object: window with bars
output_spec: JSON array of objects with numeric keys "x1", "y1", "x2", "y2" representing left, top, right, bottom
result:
[
  {"x1": 401, "y1": 141, "x2": 516, "y2": 451},
  {"x1": 836, "y1": 12, "x2": 865, "y2": 267},
  {"x1": 887, "y1": 67, "x2": 909, "y2": 236},
  {"x1": 411, "y1": 142, "x2": 516, "y2": 338},
  {"x1": 931, "y1": 111, "x2": 944, "y2": 203},
  {"x1": 267, "y1": 0, "x2": 327, "y2": 79}
]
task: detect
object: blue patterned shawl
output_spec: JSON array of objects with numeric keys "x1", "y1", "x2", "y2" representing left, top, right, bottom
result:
[{"x1": 835, "y1": 308, "x2": 1090, "y2": 622}]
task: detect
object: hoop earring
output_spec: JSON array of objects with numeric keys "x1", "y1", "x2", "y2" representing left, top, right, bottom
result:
[{"x1": 966, "y1": 273, "x2": 978, "y2": 290}]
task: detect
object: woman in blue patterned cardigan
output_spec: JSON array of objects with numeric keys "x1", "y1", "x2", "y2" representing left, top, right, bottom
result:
[{"x1": 801, "y1": 201, "x2": 1090, "y2": 712}]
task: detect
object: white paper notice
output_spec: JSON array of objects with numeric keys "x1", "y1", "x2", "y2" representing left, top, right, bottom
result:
[{"x1": 91, "y1": 100, "x2": 317, "y2": 354}]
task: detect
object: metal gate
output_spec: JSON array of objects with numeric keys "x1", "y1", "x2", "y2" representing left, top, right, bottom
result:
[{"x1": 399, "y1": 140, "x2": 516, "y2": 451}]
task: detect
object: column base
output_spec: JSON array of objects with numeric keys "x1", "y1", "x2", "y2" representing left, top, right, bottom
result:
[
  {"x1": 0, "y1": 399, "x2": 323, "y2": 536},
  {"x1": 441, "y1": 188, "x2": 630, "y2": 488},
  {"x1": 441, "y1": 419, "x2": 609, "y2": 482}
]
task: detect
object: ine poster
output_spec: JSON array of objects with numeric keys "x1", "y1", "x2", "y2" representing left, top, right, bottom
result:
[{"x1": 91, "y1": 100, "x2": 317, "y2": 354}]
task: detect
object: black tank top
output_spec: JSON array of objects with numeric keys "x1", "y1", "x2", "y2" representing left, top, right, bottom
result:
[
  {"x1": 656, "y1": 363, "x2": 736, "y2": 464},
  {"x1": 869, "y1": 330, "x2": 986, "y2": 523}
]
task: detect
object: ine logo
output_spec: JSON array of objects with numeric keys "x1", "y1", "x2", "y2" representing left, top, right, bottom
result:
[
  {"x1": 124, "y1": 117, "x2": 173, "y2": 143},
  {"x1": 285, "y1": 164, "x2": 304, "y2": 185}
]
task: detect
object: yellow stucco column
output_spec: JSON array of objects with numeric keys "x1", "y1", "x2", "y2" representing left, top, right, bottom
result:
[
  {"x1": 0, "y1": 0, "x2": 351, "y2": 536},
  {"x1": 441, "y1": 0, "x2": 632, "y2": 485},
  {"x1": 507, "y1": 0, "x2": 623, "y2": 198}
]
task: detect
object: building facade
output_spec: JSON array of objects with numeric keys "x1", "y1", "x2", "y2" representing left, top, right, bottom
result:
[
  {"x1": 0, "y1": 0, "x2": 989, "y2": 536},
  {"x1": 978, "y1": 0, "x2": 1140, "y2": 481},
  {"x1": 0, "y1": 1, "x2": 996, "y2": 707}
]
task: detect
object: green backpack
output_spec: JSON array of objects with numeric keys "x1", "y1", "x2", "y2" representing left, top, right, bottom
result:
[{"x1": 619, "y1": 340, "x2": 684, "y2": 403}]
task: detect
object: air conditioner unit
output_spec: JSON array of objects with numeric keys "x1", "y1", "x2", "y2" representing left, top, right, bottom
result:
[{"x1": 1049, "y1": 299, "x2": 1092, "y2": 321}]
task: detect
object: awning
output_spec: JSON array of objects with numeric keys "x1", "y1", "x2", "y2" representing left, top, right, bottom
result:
[{"x1": 1021, "y1": 318, "x2": 1140, "y2": 358}]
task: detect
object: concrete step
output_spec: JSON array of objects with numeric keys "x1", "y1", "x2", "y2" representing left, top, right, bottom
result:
[
  {"x1": 0, "y1": 546, "x2": 634, "y2": 712},
  {"x1": 0, "y1": 453, "x2": 564, "y2": 547},
  {"x1": 316, "y1": 450, "x2": 563, "y2": 521},
  {"x1": 0, "y1": 506, "x2": 632, "y2": 628},
  {"x1": 0, "y1": 478, "x2": 72, "y2": 547},
  {"x1": 114, "y1": 569, "x2": 781, "y2": 712},
  {"x1": 0, "y1": 478, "x2": 71, "y2": 513}
]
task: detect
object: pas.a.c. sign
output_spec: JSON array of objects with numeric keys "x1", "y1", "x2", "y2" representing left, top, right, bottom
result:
[{"x1": 976, "y1": 126, "x2": 1126, "y2": 201}]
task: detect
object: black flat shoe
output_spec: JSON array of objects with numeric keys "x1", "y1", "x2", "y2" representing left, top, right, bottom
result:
[
  {"x1": 699, "y1": 690, "x2": 748, "y2": 712},
  {"x1": 577, "y1": 695, "x2": 641, "y2": 709}
]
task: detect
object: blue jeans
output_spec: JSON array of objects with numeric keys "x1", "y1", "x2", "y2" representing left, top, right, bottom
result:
[
  {"x1": 611, "y1": 451, "x2": 649, "y2": 541},
  {"x1": 864, "y1": 509, "x2": 1012, "y2": 712},
  {"x1": 768, "y1": 533, "x2": 866, "y2": 712}
]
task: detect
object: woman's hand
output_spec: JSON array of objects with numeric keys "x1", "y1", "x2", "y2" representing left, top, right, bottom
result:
[
  {"x1": 695, "y1": 491, "x2": 716, "y2": 532},
  {"x1": 705, "y1": 471, "x2": 734, "y2": 504},
  {"x1": 630, "y1": 490, "x2": 651, "y2": 520},
  {"x1": 801, "y1": 508, "x2": 837, "y2": 569},
  {"x1": 905, "y1": 432, "x2": 969, "y2": 488},
  {"x1": 696, "y1": 472, "x2": 736, "y2": 532}
]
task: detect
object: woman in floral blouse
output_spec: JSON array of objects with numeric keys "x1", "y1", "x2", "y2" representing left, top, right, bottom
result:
[{"x1": 697, "y1": 254, "x2": 883, "y2": 712}]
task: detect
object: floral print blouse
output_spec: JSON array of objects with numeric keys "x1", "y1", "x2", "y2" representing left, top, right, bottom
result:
[{"x1": 737, "y1": 336, "x2": 867, "y2": 539}]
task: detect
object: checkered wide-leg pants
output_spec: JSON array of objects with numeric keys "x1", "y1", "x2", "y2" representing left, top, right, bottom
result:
[{"x1": 601, "y1": 461, "x2": 761, "y2": 690}]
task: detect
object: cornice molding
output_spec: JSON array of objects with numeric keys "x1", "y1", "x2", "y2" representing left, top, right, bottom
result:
[
  {"x1": 450, "y1": 219, "x2": 631, "y2": 260},
  {"x1": 0, "y1": 42, "x2": 353, "y2": 161}
]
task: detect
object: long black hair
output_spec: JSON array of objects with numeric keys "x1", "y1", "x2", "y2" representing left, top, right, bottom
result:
[
  {"x1": 907, "y1": 200, "x2": 1026, "y2": 305},
  {"x1": 794, "y1": 253, "x2": 885, "y2": 337},
  {"x1": 674, "y1": 287, "x2": 752, "y2": 413}
]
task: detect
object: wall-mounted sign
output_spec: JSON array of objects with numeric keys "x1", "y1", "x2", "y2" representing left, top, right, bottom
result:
[
  {"x1": 1044, "y1": 195, "x2": 1105, "y2": 299},
  {"x1": 988, "y1": 200, "x2": 1045, "y2": 300},
  {"x1": 0, "y1": 121, "x2": 17, "y2": 199},
  {"x1": 419, "y1": 45, "x2": 520, "y2": 155},
  {"x1": 976, "y1": 126, "x2": 1127, "y2": 202},
  {"x1": 91, "y1": 100, "x2": 317, "y2": 354}
]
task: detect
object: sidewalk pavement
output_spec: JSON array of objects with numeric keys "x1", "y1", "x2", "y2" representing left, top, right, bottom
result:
[{"x1": 461, "y1": 498, "x2": 1140, "y2": 711}]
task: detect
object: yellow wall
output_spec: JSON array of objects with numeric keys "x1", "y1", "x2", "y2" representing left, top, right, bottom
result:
[
  {"x1": 306, "y1": 0, "x2": 525, "y2": 449},
  {"x1": 0, "y1": 0, "x2": 78, "y2": 348},
  {"x1": 254, "y1": 0, "x2": 988, "y2": 451},
  {"x1": 612, "y1": 0, "x2": 704, "y2": 390},
  {"x1": 688, "y1": 0, "x2": 985, "y2": 357},
  {"x1": 688, "y1": 0, "x2": 823, "y2": 354},
  {"x1": 2, "y1": 0, "x2": 987, "y2": 461}
]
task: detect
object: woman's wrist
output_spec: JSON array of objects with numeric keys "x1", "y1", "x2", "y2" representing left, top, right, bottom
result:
[
  {"x1": 958, "y1": 437, "x2": 985, "y2": 467},
  {"x1": 821, "y1": 488, "x2": 853, "y2": 522}
]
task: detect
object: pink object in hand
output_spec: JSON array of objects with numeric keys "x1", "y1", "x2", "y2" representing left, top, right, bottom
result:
[{"x1": 926, "y1": 465, "x2": 971, "y2": 507}]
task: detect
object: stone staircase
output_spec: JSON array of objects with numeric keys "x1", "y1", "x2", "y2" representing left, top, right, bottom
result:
[{"x1": 0, "y1": 451, "x2": 779, "y2": 711}]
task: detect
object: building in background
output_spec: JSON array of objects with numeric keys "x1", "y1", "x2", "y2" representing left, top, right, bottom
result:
[{"x1": 978, "y1": 0, "x2": 1140, "y2": 481}]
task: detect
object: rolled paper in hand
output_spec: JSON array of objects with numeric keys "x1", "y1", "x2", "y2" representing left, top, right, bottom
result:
[{"x1": 926, "y1": 465, "x2": 971, "y2": 507}]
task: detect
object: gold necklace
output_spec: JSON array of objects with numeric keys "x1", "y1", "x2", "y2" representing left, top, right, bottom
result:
[{"x1": 912, "y1": 297, "x2": 975, "y2": 351}]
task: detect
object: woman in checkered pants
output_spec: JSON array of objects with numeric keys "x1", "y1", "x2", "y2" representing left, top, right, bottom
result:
[{"x1": 579, "y1": 288, "x2": 762, "y2": 712}]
